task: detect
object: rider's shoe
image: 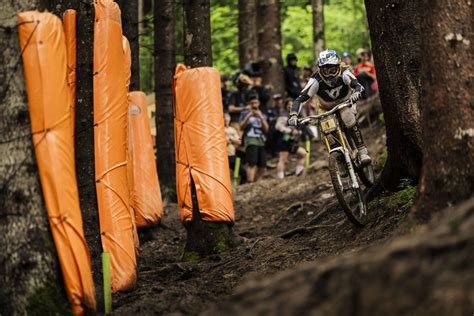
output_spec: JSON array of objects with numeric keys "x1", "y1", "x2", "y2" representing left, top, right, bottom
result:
[{"x1": 358, "y1": 147, "x2": 372, "y2": 166}]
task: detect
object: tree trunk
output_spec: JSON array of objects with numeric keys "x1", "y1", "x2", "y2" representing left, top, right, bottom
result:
[
  {"x1": 182, "y1": 178, "x2": 239, "y2": 260},
  {"x1": 257, "y1": 0, "x2": 284, "y2": 95},
  {"x1": 0, "y1": 0, "x2": 69, "y2": 313},
  {"x1": 311, "y1": 0, "x2": 325, "y2": 62},
  {"x1": 414, "y1": 0, "x2": 473, "y2": 220},
  {"x1": 138, "y1": 0, "x2": 144, "y2": 38},
  {"x1": 364, "y1": 0, "x2": 423, "y2": 194},
  {"x1": 154, "y1": 0, "x2": 177, "y2": 195},
  {"x1": 181, "y1": 0, "x2": 237, "y2": 259},
  {"x1": 183, "y1": 0, "x2": 213, "y2": 68},
  {"x1": 39, "y1": 0, "x2": 76, "y2": 14},
  {"x1": 76, "y1": 0, "x2": 104, "y2": 311},
  {"x1": 238, "y1": 0, "x2": 258, "y2": 68},
  {"x1": 116, "y1": 0, "x2": 140, "y2": 90},
  {"x1": 143, "y1": 0, "x2": 152, "y2": 17}
]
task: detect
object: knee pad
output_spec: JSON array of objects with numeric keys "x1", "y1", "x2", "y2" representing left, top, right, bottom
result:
[{"x1": 340, "y1": 107, "x2": 357, "y2": 128}]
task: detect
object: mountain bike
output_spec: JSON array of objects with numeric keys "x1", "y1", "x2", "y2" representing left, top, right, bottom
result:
[{"x1": 298, "y1": 100, "x2": 374, "y2": 226}]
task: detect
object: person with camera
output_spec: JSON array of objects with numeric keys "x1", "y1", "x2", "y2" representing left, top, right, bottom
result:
[
  {"x1": 227, "y1": 73, "x2": 254, "y2": 132},
  {"x1": 239, "y1": 93, "x2": 269, "y2": 183},
  {"x1": 275, "y1": 98, "x2": 306, "y2": 179}
]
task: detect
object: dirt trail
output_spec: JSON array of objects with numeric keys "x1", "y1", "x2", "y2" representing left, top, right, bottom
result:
[{"x1": 114, "y1": 122, "x2": 404, "y2": 315}]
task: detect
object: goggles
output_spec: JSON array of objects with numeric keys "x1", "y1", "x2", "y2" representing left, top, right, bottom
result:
[{"x1": 320, "y1": 65, "x2": 339, "y2": 77}]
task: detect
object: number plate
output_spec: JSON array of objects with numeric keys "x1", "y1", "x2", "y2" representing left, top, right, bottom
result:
[{"x1": 320, "y1": 116, "x2": 338, "y2": 133}]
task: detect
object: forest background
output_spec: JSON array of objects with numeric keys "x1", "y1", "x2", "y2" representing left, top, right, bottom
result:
[{"x1": 139, "y1": 0, "x2": 370, "y2": 92}]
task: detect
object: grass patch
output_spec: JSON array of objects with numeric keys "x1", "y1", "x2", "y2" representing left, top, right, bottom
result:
[
  {"x1": 375, "y1": 149, "x2": 388, "y2": 173},
  {"x1": 378, "y1": 113, "x2": 385, "y2": 123},
  {"x1": 182, "y1": 251, "x2": 200, "y2": 262},
  {"x1": 369, "y1": 179, "x2": 417, "y2": 211},
  {"x1": 214, "y1": 240, "x2": 229, "y2": 253}
]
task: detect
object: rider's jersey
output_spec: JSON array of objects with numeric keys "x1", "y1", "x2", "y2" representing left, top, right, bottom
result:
[{"x1": 291, "y1": 68, "x2": 364, "y2": 113}]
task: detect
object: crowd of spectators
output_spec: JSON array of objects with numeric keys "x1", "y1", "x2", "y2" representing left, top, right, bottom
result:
[{"x1": 223, "y1": 50, "x2": 377, "y2": 184}]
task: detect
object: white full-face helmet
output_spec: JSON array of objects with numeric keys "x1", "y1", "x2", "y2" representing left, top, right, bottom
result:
[{"x1": 318, "y1": 49, "x2": 342, "y2": 87}]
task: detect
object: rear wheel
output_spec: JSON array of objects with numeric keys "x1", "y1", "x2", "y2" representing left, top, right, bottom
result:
[{"x1": 329, "y1": 152, "x2": 367, "y2": 227}]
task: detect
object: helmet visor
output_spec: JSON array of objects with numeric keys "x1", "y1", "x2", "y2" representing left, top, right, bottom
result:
[{"x1": 320, "y1": 65, "x2": 339, "y2": 77}]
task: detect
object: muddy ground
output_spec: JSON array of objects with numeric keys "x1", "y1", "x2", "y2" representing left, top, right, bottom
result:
[{"x1": 114, "y1": 120, "x2": 413, "y2": 315}]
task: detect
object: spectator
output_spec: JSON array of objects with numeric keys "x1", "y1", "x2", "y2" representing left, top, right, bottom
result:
[
  {"x1": 354, "y1": 49, "x2": 377, "y2": 99},
  {"x1": 221, "y1": 75, "x2": 233, "y2": 112},
  {"x1": 240, "y1": 94, "x2": 269, "y2": 183},
  {"x1": 228, "y1": 73, "x2": 253, "y2": 131},
  {"x1": 250, "y1": 71, "x2": 272, "y2": 113},
  {"x1": 275, "y1": 98, "x2": 306, "y2": 179},
  {"x1": 284, "y1": 53, "x2": 302, "y2": 99},
  {"x1": 300, "y1": 65, "x2": 313, "y2": 88},
  {"x1": 224, "y1": 112, "x2": 245, "y2": 183},
  {"x1": 342, "y1": 52, "x2": 353, "y2": 67},
  {"x1": 265, "y1": 94, "x2": 283, "y2": 158}
]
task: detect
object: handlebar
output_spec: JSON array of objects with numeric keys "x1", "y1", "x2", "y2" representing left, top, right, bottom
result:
[{"x1": 297, "y1": 100, "x2": 353, "y2": 125}]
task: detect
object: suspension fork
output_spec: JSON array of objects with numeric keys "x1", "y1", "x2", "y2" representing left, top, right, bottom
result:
[{"x1": 329, "y1": 130, "x2": 360, "y2": 190}]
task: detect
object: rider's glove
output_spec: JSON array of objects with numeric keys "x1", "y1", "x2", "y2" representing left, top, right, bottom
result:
[
  {"x1": 350, "y1": 92, "x2": 362, "y2": 103},
  {"x1": 287, "y1": 113, "x2": 298, "y2": 127}
]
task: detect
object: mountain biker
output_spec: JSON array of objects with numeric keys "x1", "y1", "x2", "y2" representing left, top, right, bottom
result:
[{"x1": 287, "y1": 49, "x2": 372, "y2": 165}]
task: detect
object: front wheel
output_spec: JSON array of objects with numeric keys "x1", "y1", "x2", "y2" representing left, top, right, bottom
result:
[
  {"x1": 356, "y1": 163, "x2": 375, "y2": 188},
  {"x1": 329, "y1": 152, "x2": 367, "y2": 227}
]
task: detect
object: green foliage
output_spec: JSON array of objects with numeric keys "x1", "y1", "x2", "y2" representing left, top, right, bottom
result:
[
  {"x1": 282, "y1": 0, "x2": 370, "y2": 68},
  {"x1": 182, "y1": 251, "x2": 200, "y2": 262},
  {"x1": 386, "y1": 180, "x2": 417, "y2": 210},
  {"x1": 375, "y1": 149, "x2": 387, "y2": 173},
  {"x1": 210, "y1": 2, "x2": 238, "y2": 75},
  {"x1": 214, "y1": 240, "x2": 231, "y2": 253},
  {"x1": 324, "y1": 0, "x2": 371, "y2": 58},
  {"x1": 281, "y1": 5, "x2": 314, "y2": 67},
  {"x1": 378, "y1": 113, "x2": 385, "y2": 123},
  {"x1": 139, "y1": 0, "x2": 371, "y2": 91}
]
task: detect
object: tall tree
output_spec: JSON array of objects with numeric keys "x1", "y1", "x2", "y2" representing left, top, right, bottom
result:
[
  {"x1": 364, "y1": 0, "x2": 423, "y2": 193},
  {"x1": 116, "y1": 0, "x2": 140, "y2": 90},
  {"x1": 75, "y1": 0, "x2": 104, "y2": 311},
  {"x1": 257, "y1": 0, "x2": 284, "y2": 94},
  {"x1": 155, "y1": 0, "x2": 177, "y2": 195},
  {"x1": 40, "y1": 0, "x2": 105, "y2": 310},
  {"x1": 183, "y1": 0, "x2": 212, "y2": 67},
  {"x1": 143, "y1": 0, "x2": 153, "y2": 18},
  {"x1": 238, "y1": 0, "x2": 258, "y2": 68},
  {"x1": 138, "y1": 0, "x2": 144, "y2": 37},
  {"x1": 0, "y1": 0, "x2": 69, "y2": 313},
  {"x1": 311, "y1": 0, "x2": 325, "y2": 62},
  {"x1": 414, "y1": 0, "x2": 473, "y2": 220},
  {"x1": 181, "y1": 0, "x2": 237, "y2": 259}
]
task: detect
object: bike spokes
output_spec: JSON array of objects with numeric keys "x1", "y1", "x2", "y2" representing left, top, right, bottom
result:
[{"x1": 329, "y1": 152, "x2": 367, "y2": 227}]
